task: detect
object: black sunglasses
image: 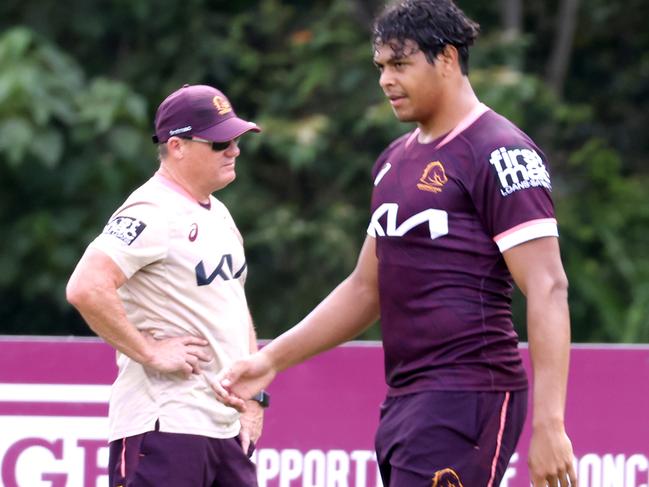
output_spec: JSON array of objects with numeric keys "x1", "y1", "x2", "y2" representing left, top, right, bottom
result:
[{"x1": 181, "y1": 136, "x2": 239, "y2": 152}]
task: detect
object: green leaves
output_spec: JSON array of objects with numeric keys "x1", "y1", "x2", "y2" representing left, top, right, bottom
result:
[
  {"x1": 557, "y1": 139, "x2": 649, "y2": 342},
  {"x1": 0, "y1": 0, "x2": 647, "y2": 341},
  {"x1": 0, "y1": 28, "x2": 79, "y2": 167},
  {"x1": 0, "y1": 26, "x2": 150, "y2": 334}
]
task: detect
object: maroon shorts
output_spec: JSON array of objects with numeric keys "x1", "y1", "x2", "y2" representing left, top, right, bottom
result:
[
  {"x1": 375, "y1": 390, "x2": 527, "y2": 487},
  {"x1": 108, "y1": 429, "x2": 257, "y2": 487}
]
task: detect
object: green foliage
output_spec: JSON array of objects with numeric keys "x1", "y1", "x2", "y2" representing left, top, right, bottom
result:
[
  {"x1": 0, "y1": 0, "x2": 647, "y2": 343},
  {"x1": 558, "y1": 139, "x2": 649, "y2": 342},
  {"x1": 212, "y1": 0, "x2": 401, "y2": 339},
  {"x1": 0, "y1": 27, "x2": 79, "y2": 167},
  {"x1": 0, "y1": 27, "x2": 150, "y2": 334}
]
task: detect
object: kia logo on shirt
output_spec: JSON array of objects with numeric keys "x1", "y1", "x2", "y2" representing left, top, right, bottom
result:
[{"x1": 195, "y1": 254, "x2": 247, "y2": 286}]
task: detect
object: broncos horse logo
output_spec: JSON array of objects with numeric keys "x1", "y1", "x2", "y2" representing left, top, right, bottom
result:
[
  {"x1": 431, "y1": 468, "x2": 463, "y2": 487},
  {"x1": 417, "y1": 161, "x2": 448, "y2": 193}
]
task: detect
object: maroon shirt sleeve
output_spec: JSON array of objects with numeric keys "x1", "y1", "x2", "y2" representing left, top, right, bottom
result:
[{"x1": 467, "y1": 117, "x2": 556, "y2": 240}]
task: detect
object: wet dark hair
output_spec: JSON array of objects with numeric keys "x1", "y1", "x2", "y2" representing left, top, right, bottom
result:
[{"x1": 373, "y1": 0, "x2": 480, "y2": 75}]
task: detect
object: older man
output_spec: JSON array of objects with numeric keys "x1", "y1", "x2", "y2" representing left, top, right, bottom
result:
[{"x1": 67, "y1": 84, "x2": 267, "y2": 486}]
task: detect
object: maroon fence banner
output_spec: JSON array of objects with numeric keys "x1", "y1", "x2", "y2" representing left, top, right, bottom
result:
[{"x1": 0, "y1": 337, "x2": 647, "y2": 486}]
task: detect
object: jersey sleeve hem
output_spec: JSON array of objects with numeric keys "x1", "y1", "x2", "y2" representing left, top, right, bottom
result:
[
  {"x1": 88, "y1": 240, "x2": 143, "y2": 279},
  {"x1": 494, "y1": 218, "x2": 558, "y2": 252}
]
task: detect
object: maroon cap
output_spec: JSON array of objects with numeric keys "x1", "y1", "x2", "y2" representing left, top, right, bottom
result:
[{"x1": 152, "y1": 84, "x2": 260, "y2": 144}]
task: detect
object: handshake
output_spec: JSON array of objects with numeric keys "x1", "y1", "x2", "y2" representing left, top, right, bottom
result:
[{"x1": 212, "y1": 349, "x2": 277, "y2": 412}]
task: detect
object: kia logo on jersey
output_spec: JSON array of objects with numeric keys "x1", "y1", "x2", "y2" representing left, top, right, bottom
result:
[
  {"x1": 195, "y1": 254, "x2": 247, "y2": 286},
  {"x1": 367, "y1": 203, "x2": 449, "y2": 240}
]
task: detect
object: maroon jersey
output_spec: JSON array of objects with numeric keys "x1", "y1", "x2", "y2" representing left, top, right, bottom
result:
[{"x1": 368, "y1": 104, "x2": 558, "y2": 395}]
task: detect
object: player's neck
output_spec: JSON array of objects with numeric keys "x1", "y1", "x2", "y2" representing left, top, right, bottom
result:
[
  {"x1": 156, "y1": 164, "x2": 211, "y2": 206},
  {"x1": 417, "y1": 79, "x2": 479, "y2": 144}
]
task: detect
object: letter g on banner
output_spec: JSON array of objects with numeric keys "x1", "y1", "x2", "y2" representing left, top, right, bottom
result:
[{"x1": 2, "y1": 438, "x2": 67, "y2": 487}]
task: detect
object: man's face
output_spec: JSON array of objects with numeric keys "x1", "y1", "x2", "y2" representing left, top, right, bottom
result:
[
  {"x1": 181, "y1": 137, "x2": 241, "y2": 193},
  {"x1": 373, "y1": 40, "x2": 446, "y2": 124}
]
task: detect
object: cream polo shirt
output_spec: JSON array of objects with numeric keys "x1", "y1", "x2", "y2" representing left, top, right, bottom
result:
[{"x1": 90, "y1": 174, "x2": 251, "y2": 442}]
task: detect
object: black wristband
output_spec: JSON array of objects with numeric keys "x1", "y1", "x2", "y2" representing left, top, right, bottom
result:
[{"x1": 251, "y1": 390, "x2": 270, "y2": 408}]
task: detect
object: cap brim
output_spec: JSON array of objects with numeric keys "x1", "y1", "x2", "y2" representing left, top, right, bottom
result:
[{"x1": 195, "y1": 117, "x2": 261, "y2": 142}]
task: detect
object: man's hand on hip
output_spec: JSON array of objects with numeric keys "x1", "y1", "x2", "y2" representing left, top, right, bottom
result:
[{"x1": 142, "y1": 333, "x2": 211, "y2": 378}]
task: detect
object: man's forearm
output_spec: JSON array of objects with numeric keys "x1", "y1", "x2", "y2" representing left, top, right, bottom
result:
[
  {"x1": 70, "y1": 283, "x2": 153, "y2": 364},
  {"x1": 263, "y1": 274, "x2": 380, "y2": 373},
  {"x1": 527, "y1": 287, "x2": 571, "y2": 427},
  {"x1": 67, "y1": 249, "x2": 154, "y2": 364}
]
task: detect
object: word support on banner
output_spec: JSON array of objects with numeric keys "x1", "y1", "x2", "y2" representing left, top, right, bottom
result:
[{"x1": 0, "y1": 339, "x2": 648, "y2": 487}]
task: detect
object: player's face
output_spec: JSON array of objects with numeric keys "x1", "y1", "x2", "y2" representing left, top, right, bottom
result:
[
  {"x1": 374, "y1": 40, "x2": 446, "y2": 125},
  {"x1": 183, "y1": 137, "x2": 241, "y2": 192}
]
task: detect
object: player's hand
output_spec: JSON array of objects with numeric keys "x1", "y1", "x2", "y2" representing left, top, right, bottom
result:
[
  {"x1": 239, "y1": 400, "x2": 264, "y2": 457},
  {"x1": 141, "y1": 333, "x2": 211, "y2": 378},
  {"x1": 528, "y1": 422, "x2": 577, "y2": 487},
  {"x1": 211, "y1": 351, "x2": 276, "y2": 412}
]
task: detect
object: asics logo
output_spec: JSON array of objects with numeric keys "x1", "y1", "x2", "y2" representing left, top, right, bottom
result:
[{"x1": 188, "y1": 223, "x2": 198, "y2": 242}]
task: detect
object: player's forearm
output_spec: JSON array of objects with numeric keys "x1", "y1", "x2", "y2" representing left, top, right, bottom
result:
[
  {"x1": 262, "y1": 274, "x2": 380, "y2": 372},
  {"x1": 67, "y1": 281, "x2": 153, "y2": 365},
  {"x1": 527, "y1": 283, "x2": 571, "y2": 429},
  {"x1": 248, "y1": 313, "x2": 259, "y2": 354}
]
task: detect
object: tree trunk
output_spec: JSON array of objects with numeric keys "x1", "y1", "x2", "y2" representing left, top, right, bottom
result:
[
  {"x1": 546, "y1": 0, "x2": 581, "y2": 97},
  {"x1": 500, "y1": 0, "x2": 523, "y2": 40}
]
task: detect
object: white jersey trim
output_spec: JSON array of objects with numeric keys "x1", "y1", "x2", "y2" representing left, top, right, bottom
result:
[
  {"x1": 494, "y1": 218, "x2": 558, "y2": 252},
  {"x1": 435, "y1": 102, "x2": 490, "y2": 150},
  {"x1": 405, "y1": 103, "x2": 490, "y2": 150}
]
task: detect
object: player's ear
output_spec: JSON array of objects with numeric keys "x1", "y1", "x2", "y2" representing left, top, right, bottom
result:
[
  {"x1": 437, "y1": 45, "x2": 459, "y2": 75},
  {"x1": 166, "y1": 136, "x2": 186, "y2": 159}
]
